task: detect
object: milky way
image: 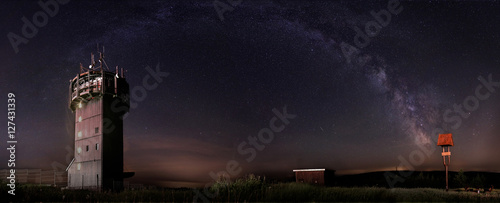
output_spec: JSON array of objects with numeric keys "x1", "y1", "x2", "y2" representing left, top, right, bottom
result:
[
  {"x1": 268, "y1": 1, "x2": 445, "y2": 146},
  {"x1": 364, "y1": 57, "x2": 441, "y2": 146}
]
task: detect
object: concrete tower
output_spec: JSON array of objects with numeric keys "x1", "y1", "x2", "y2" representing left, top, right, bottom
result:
[{"x1": 67, "y1": 51, "x2": 131, "y2": 190}]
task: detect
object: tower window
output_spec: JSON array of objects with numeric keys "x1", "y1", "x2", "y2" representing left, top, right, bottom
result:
[
  {"x1": 77, "y1": 147, "x2": 82, "y2": 154},
  {"x1": 95, "y1": 127, "x2": 99, "y2": 134},
  {"x1": 96, "y1": 143, "x2": 99, "y2": 150},
  {"x1": 78, "y1": 116, "x2": 82, "y2": 122},
  {"x1": 77, "y1": 131, "x2": 82, "y2": 138},
  {"x1": 86, "y1": 145, "x2": 89, "y2": 151}
]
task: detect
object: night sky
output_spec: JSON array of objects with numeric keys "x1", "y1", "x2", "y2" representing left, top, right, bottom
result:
[{"x1": 1, "y1": 0, "x2": 500, "y2": 187}]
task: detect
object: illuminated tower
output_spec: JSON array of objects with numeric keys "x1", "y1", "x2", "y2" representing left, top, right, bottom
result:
[{"x1": 66, "y1": 50, "x2": 131, "y2": 190}]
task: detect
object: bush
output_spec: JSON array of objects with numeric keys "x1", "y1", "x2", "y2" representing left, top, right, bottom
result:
[
  {"x1": 453, "y1": 169, "x2": 468, "y2": 188},
  {"x1": 210, "y1": 173, "x2": 267, "y2": 202},
  {"x1": 471, "y1": 174, "x2": 486, "y2": 189}
]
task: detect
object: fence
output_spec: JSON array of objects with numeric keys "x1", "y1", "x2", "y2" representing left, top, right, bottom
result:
[{"x1": 0, "y1": 169, "x2": 67, "y2": 187}]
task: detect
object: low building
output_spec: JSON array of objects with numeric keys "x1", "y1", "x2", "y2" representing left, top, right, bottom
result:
[{"x1": 292, "y1": 168, "x2": 335, "y2": 186}]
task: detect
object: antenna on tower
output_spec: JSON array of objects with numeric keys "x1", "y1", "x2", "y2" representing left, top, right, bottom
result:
[
  {"x1": 93, "y1": 44, "x2": 110, "y2": 71},
  {"x1": 90, "y1": 53, "x2": 95, "y2": 69}
]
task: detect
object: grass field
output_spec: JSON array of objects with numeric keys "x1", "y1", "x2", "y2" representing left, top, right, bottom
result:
[{"x1": 2, "y1": 182, "x2": 500, "y2": 202}]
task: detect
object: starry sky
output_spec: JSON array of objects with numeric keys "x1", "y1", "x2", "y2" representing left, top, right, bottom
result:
[{"x1": 1, "y1": 0, "x2": 500, "y2": 187}]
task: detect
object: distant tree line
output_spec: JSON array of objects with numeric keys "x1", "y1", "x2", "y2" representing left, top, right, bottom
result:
[{"x1": 334, "y1": 170, "x2": 497, "y2": 190}]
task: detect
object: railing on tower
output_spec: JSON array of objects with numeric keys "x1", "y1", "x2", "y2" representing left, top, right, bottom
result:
[{"x1": 68, "y1": 47, "x2": 127, "y2": 111}]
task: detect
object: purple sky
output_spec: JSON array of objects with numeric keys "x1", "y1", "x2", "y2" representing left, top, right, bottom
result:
[{"x1": 1, "y1": 0, "x2": 500, "y2": 187}]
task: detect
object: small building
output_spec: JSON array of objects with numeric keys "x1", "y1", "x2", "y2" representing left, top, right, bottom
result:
[{"x1": 292, "y1": 168, "x2": 335, "y2": 186}]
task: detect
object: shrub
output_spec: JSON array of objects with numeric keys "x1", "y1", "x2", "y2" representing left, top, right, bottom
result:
[
  {"x1": 209, "y1": 173, "x2": 267, "y2": 202},
  {"x1": 453, "y1": 169, "x2": 468, "y2": 188}
]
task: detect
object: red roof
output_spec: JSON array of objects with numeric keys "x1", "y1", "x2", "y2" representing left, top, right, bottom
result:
[{"x1": 437, "y1": 134, "x2": 454, "y2": 146}]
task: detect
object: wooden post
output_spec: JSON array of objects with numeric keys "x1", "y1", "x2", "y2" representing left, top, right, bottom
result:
[
  {"x1": 438, "y1": 134, "x2": 453, "y2": 192},
  {"x1": 446, "y1": 166, "x2": 449, "y2": 191},
  {"x1": 445, "y1": 156, "x2": 448, "y2": 191},
  {"x1": 442, "y1": 146, "x2": 451, "y2": 191}
]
